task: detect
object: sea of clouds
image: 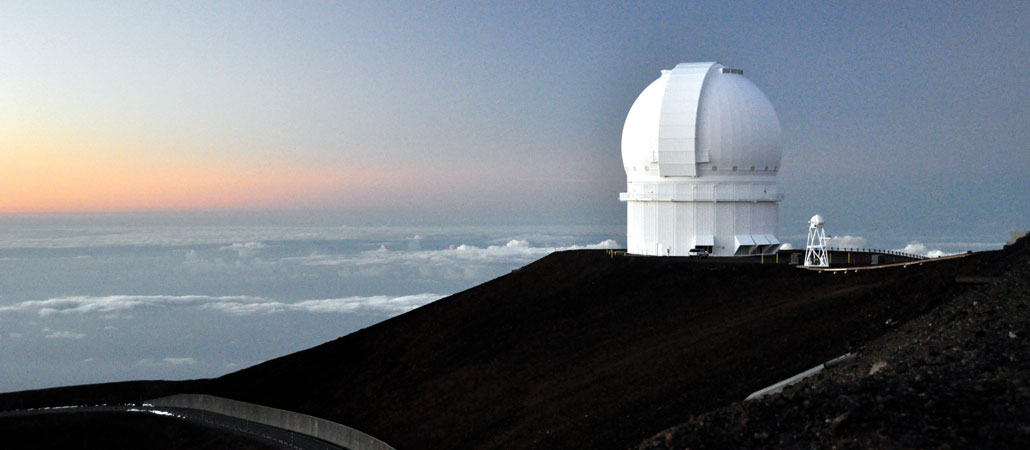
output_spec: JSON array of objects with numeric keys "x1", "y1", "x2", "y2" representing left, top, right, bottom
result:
[{"x1": 0, "y1": 221, "x2": 620, "y2": 392}]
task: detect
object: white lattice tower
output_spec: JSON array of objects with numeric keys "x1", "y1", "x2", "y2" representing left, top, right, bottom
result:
[{"x1": 804, "y1": 214, "x2": 829, "y2": 267}]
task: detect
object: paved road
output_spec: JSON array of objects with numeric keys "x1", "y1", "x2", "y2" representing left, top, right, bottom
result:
[{"x1": 0, "y1": 405, "x2": 347, "y2": 450}]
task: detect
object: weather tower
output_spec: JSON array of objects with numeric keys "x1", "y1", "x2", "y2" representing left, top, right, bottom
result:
[{"x1": 804, "y1": 214, "x2": 829, "y2": 267}]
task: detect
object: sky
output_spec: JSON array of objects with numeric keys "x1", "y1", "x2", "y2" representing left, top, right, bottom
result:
[{"x1": 2, "y1": 1, "x2": 1027, "y2": 238}]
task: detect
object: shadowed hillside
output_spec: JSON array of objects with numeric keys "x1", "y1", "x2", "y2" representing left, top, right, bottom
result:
[
  {"x1": 637, "y1": 237, "x2": 1030, "y2": 449},
  {"x1": 206, "y1": 250, "x2": 994, "y2": 450}
]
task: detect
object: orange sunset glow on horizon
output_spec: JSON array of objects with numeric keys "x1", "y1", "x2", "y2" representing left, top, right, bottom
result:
[
  {"x1": 0, "y1": 132, "x2": 504, "y2": 214},
  {"x1": 0, "y1": 132, "x2": 388, "y2": 213}
]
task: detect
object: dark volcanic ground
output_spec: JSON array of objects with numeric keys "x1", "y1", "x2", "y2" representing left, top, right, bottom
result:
[
  {"x1": 1, "y1": 237, "x2": 1026, "y2": 450},
  {"x1": 638, "y1": 236, "x2": 1030, "y2": 449},
  {"x1": 0, "y1": 410, "x2": 278, "y2": 450}
]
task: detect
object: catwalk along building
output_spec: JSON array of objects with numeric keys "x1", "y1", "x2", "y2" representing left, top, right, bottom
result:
[{"x1": 620, "y1": 62, "x2": 784, "y2": 257}]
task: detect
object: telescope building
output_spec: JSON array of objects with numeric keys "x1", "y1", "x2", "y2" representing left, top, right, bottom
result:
[{"x1": 619, "y1": 62, "x2": 784, "y2": 257}]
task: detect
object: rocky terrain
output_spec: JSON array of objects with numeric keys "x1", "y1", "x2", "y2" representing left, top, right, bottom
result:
[{"x1": 639, "y1": 236, "x2": 1030, "y2": 449}]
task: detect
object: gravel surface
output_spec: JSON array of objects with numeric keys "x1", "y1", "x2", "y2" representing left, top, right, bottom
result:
[{"x1": 637, "y1": 237, "x2": 1030, "y2": 450}]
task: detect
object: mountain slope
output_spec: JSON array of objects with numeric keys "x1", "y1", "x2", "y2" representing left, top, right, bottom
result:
[{"x1": 206, "y1": 250, "x2": 984, "y2": 450}]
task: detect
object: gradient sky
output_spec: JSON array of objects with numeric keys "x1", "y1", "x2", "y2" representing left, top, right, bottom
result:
[{"x1": 3, "y1": 1, "x2": 1028, "y2": 236}]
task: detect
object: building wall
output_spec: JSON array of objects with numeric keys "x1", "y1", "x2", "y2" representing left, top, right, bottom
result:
[{"x1": 626, "y1": 200, "x2": 778, "y2": 257}]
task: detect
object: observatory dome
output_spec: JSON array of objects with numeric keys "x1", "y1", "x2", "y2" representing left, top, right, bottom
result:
[
  {"x1": 619, "y1": 62, "x2": 785, "y2": 257},
  {"x1": 622, "y1": 62, "x2": 782, "y2": 180}
]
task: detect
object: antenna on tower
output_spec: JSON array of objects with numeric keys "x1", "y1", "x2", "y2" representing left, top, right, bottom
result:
[{"x1": 804, "y1": 214, "x2": 829, "y2": 267}]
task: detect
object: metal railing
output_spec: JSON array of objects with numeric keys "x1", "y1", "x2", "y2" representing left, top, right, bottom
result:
[{"x1": 824, "y1": 247, "x2": 927, "y2": 260}]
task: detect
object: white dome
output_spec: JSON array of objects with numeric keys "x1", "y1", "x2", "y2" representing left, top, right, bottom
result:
[
  {"x1": 622, "y1": 62, "x2": 782, "y2": 180},
  {"x1": 810, "y1": 214, "x2": 824, "y2": 226}
]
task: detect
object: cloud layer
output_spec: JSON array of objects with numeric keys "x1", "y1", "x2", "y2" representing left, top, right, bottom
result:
[
  {"x1": 302, "y1": 238, "x2": 619, "y2": 265},
  {"x1": 827, "y1": 235, "x2": 867, "y2": 248},
  {"x1": 294, "y1": 238, "x2": 620, "y2": 281},
  {"x1": 0, "y1": 294, "x2": 443, "y2": 317},
  {"x1": 897, "y1": 241, "x2": 949, "y2": 258},
  {"x1": 44, "y1": 330, "x2": 86, "y2": 339},
  {"x1": 137, "y1": 357, "x2": 197, "y2": 367}
]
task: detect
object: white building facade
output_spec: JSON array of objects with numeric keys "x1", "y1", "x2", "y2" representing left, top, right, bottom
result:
[{"x1": 619, "y1": 62, "x2": 784, "y2": 257}]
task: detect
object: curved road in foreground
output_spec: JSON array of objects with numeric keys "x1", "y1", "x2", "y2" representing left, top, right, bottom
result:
[{"x1": 0, "y1": 405, "x2": 346, "y2": 450}]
